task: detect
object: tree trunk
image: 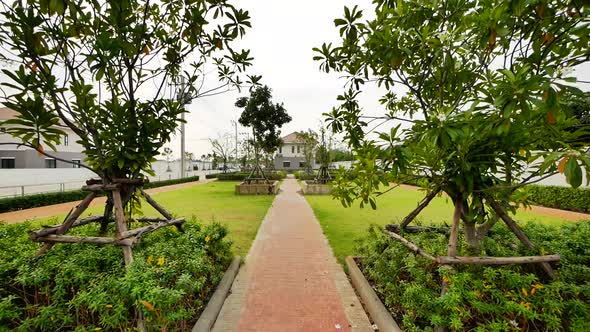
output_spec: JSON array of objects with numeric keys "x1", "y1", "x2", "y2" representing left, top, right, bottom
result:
[
  {"x1": 400, "y1": 188, "x2": 439, "y2": 228},
  {"x1": 463, "y1": 221, "x2": 480, "y2": 254},
  {"x1": 100, "y1": 195, "x2": 114, "y2": 235}
]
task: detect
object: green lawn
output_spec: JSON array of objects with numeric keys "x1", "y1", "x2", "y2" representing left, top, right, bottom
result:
[
  {"x1": 305, "y1": 186, "x2": 582, "y2": 263},
  {"x1": 19, "y1": 182, "x2": 273, "y2": 257}
]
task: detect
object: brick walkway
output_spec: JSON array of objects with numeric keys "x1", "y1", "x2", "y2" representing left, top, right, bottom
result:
[{"x1": 212, "y1": 179, "x2": 372, "y2": 332}]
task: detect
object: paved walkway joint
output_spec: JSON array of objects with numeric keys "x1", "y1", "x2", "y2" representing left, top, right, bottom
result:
[{"x1": 212, "y1": 179, "x2": 372, "y2": 332}]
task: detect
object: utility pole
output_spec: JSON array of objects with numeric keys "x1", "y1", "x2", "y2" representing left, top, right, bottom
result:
[
  {"x1": 231, "y1": 120, "x2": 238, "y2": 170},
  {"x1": 173, "y1": 76, "x2": 189, "y2": 179}
]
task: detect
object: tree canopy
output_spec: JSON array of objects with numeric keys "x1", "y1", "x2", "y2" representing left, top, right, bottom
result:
[
  {"x1": 315, "y1": 0, "x2": 590, "y2": 251},
  {"x1": 236, "y1": 85, "x2": 291, "y2": 157},
  {"x1": 0, "y1": 0, "x2": 257, "y2": 182}
]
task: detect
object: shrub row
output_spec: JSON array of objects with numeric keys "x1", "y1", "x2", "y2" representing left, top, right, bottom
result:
[
  {"x1": 0, "y1": 219, "x2": 232, "y2": 330},
  {"x1": 358, "y1": 221, "x2": 590, "y2": 331},
  {"x1": 0, "y1": 175, "x2": 200, "y2": 214},
  {"x1": 294, "y1": 170, "x2": 338, "y2": 181},
  {"x1": 526, "y1": 185, "x2": 590, "y2": 213},
  {"x1": 205, "y1": 171, "x2": 286, "y2": 181}
]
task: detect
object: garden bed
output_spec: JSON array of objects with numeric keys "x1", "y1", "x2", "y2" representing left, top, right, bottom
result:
[
  {"x1": 235, "y1": 181, "x2": 280, "y2": 195},
  {"x1": 301, "y1": 180, "x2": 332, "y2": 195},
  {"x1": 0, "y1": 218, "x2": 234, "y2": 331},
  {"x1": 353, "y1": 222, "x2": 590, "y2": 331}
]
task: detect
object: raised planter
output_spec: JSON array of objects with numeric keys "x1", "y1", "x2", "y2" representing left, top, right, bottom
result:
[
  {"x1": 301, "y1": 180, "x2": 332, "y2": 195},
  {"x1": 345, "y1": 256, "x2": 402, "y2": 332},
  {"x1": 235, "y1": 181, "x2": 279, "y2": 195},
  {"x1": 192, "y1": 256, "x2": 241, "y2": 332}
]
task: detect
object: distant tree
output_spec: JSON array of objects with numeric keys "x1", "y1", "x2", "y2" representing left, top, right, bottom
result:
[
  {"x1": 565, "y1": 92, "x2": 590, "y2": 144},
  {"x1": 236, "y1": 85, "x2": 291, "y2": 181},
  {"x1": 210, "y1": 134, "x2": 235, "y2": 173},
  {"x1": 296, "y1": 130, "x2": 318, "y2": 174}
]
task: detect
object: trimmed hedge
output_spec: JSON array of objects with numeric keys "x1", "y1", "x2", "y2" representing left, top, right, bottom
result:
[
  {"x1": 527, "y1": 185, "x2": 590, "y2": 213},
  {"x1": 0, "y1": 175, "x2": 200, "y2": 214},
  {"x1": 206, "y1": 171, "x2": 286, "y2": 181}
]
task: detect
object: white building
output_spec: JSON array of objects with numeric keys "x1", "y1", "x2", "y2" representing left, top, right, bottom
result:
[
  {"x1": 273, "y1": 132, "x2": 317, "y2": 170},
  {"x1": 0, "y1": 108, "x2": 86, "y2": 168}
]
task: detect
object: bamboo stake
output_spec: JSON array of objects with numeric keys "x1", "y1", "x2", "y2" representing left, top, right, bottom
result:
[
  {"x1": 383, "y1": 230, "x2": 437, "y2": 261},
  {"x1": 37, "y1": 192, "x2": 97, "y2": 255},
  {"x1": 436, "y1": 254, "x2": 560, "y2": 265},
  {"x1": 488, "y1": 197, "x2": 556, "y2": 279}
]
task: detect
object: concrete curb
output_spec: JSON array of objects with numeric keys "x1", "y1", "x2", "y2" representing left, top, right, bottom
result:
[
  {"x1": 345, "y1": 256, "x2": 402, "y2": 332},
  {"x1": 192, "y1": 256, "x2": 241, "y2": 332}
]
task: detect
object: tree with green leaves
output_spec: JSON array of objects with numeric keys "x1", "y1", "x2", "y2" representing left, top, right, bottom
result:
[
  {"x1": 236, "y1": 85, "x2": 291, "y2": 182},
  {"x1": 315, "y1": 0, "x2": 590, "y2": 280},
  {"x1": 315, "y1": 126, "x2": 333, "y2": 184},
  {"x1": 0, "y1": 0, "x2": 257, "y2": 269},
  {"x1": 296, "y1": 129, "x2": 318, "y2": 175},
  {"x1": 210, "y1": 134, "x2": 235, "y2": 173}
]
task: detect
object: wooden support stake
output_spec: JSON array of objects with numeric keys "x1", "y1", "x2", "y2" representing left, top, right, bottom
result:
[
  {"x1": 400, "y1": 188, "x2": 440, "y2": 228},
  {"x1": 113, "y1": 190, "x2": 134, "y2": 267},
  {"x1": 133, "y1": 217, "x2": 168, "y2": 223},
  {"x1": 82, "y1": 184, "x2": 120, "y2": 192},
  {"x1": 37, "y1": 192, "x2": 97, "y2": 255},
  {"x1": 140, "y1": 190, "x2": 184, "y2": 232},
  {"x1": 35, "y1": 234, "x2": 133, "y2": 246},
  {"x1": 383, "y1": 230, "x2": 437, "y2": 262},
  {"x1": 386, "y1": 224, "x2": 451, "y2": 235},
  {"x1": 436, "y1": 254, "x2": 560, "y2": 265},
  {"x1": 488, "y1": 197, "x2": 556, "y2": 279},
  {"x1": 30, "y1": 215, "x2": 103, "y2": 240},
  {"x1": 120, "y1": 218, "x2": 185, "y2": 239}
]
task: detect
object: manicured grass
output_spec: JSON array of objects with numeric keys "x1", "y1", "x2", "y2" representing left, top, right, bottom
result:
[
  {"x1": 305, "y1": 186, "x2": 581, "y2": 263},
  {"x1": 19, "y1": 182, "x2": 273, "y2": 257}
]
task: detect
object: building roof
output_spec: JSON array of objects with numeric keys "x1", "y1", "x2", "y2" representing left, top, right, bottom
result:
[
  {"x1": 0, "y1": 108, "x2": 19, "y2": 121},
  {"x1": 281, "y1": 132, "x2": 305, "y2": 144}
]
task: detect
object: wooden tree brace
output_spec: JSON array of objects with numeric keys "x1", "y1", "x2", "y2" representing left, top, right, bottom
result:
[
  {"x1": 132, "y1": 217, "x2": 168, "y2": 223},
  {"x1": 436, "y1": 254, "x2": 561, "y2": 265},
  {"x1": 30, "y1": 215, "x2": 103, "y2": 240},
  {"x1": 82, "y1": 184, "x2": 121, "y2": 191},
  {"x1": 384, "y1": 230, "x2": 437, "y2": 261},
  {"x1": 33, "y1": 234, "x2": 133, "y2": 246},
  {"x1": 400, "y1": 188, "x2": 440, "y2": 228},
  {"x1": 120, "y1": 218, "x2": 185, "y2": 239}
]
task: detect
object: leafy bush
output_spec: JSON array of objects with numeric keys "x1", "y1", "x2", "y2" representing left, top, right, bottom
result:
[
  {"x1": 206, "y1": 172, "x2": 285, "y2": 181},
  {"x1": 0, "y1": 218, "x2": 231, "y2": 330},
  {"x1": 0, "y1": 176, "x2": 200, "y2": 213},
  {"x1": 357, "y1": 221, "x2": 590, "y2": 331},
  {"x1": 525, "y1": 185, "x2": 590, "y2": 213}
]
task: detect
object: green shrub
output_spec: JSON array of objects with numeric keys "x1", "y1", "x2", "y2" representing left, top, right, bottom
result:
[
  {"x1": 357, "y1": 221, "x2": 590, "y2": 331},
  {"x1": 525, "y1": 185, "x2": 590, "y2": 213},
  {"x1": 0, "y1": 218, "x2": 231, "y2": 330},
  {"x1": 0, "y1": 176, "x2": 200, "y2": 213}
]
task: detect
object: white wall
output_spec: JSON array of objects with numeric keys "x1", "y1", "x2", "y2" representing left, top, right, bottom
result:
[
  {"x1": 278, "y1": 143, "x2": 304, "y2": 157},
  {"x1": 0, "y1": 127, "x2": 83, "y2": 153},
  {"x1": 0, "y1": 160, "x2": 221, "y2": 198}
]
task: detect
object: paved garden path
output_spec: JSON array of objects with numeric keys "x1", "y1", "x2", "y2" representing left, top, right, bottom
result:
[
  {"x1": 0, "y1": 179, "x2": 215, "y2": 224},
  {"x1": 212, "y1": 179, "x2": 372, "y2": 332}
]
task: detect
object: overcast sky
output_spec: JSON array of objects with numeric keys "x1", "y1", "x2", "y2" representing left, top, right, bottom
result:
[{"x1": 170, "y1": 0, "x2": 382, "y2": 159}]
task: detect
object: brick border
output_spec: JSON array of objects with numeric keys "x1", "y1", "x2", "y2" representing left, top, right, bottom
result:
[
  {"x1": 192, "y1": 256, "x2": 241, "y2": 332},
  {"x1": 345, "y1": 256, "x2": 402, "y2": 332}
]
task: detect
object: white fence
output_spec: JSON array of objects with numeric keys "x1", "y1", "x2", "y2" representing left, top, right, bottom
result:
[{"x1": 0, "y1": 160, "x2": 221, "y2": 198}]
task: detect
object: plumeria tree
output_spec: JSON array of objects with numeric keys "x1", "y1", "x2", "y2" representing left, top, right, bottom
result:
[
  {"x1": 296, "y1": 129, "x2": 318, "y2": 175},
  {"x1": 0, "y1": 0, "x2": 258, "y2": 263},
  {"x1": 315, "y1": 0, "x2": 590, "y2": 277}
]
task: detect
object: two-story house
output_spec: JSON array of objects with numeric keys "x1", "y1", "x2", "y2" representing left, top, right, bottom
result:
[
  {"x1": 0, "y1": 108, "x2": 86, "y2": 169},
  {"x1": 273, "y1": 132, "x2": 317, "y2": 170}
]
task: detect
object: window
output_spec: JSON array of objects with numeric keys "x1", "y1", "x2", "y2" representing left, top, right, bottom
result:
[
  {"x1": 283, "y1": 161, "x2": 291, "y2": 168},
  {"x1": 45, "y1": 158, "x2": 56, "y2": 168},
  {"x1": 0, "y1": 127, "x2": 6, "y2": 133},
  {"x1": 299, "y1": 161, "x2": 305, "y2": 168},
  {"x1": 297, "y1": 146, "x2": 300, "y2": 153},
  {"x1": 1, "y1": 158, "x2": 15, "y2": 169},
  {"x1": 72, "y1": 159, "x2": 81, "y2": 168},
  {"x1": 279, "y1": 147, "x2": 282, "y2": 154},
  {"x1": 291, "y1": 146, "x2": 295, "y2": 153},
  {"x1": 63, "y1": 134, "x2": 69, "y2": 146}
]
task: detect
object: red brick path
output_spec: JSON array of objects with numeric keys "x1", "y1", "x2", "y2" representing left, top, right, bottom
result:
[{"x1": 213, "y1": 179, "x2": 371, "y2": 332}]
